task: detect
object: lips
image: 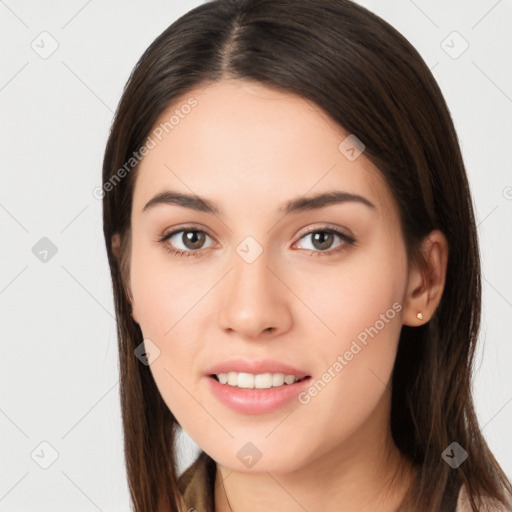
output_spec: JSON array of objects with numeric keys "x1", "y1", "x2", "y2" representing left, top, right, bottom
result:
[{"x1": 204, "y1": 358, "x2": 312, "y2": 414}]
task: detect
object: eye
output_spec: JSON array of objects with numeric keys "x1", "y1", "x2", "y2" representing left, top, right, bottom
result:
[
  {"x1": 293, "y1": 226, "x2": 356, "y2": 256},
  {"x1": 157, "y1": 227, "x2": 216, "y2": 258},
  {"x1": 157, "y1": 224, "x2": 356, "y2": 259}
]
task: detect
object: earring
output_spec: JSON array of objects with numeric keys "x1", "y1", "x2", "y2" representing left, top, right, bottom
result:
[{"x1": 416, "y1": 312, "x2": 423, "y2": 320}]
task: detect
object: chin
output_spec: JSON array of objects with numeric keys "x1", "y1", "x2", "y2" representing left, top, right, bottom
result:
[{"x1": 206, "y1": 441, "x2": 314, "y2": 475}]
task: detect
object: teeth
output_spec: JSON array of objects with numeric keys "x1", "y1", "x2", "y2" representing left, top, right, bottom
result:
[
  {"x1": 273, "y1": 373, "x2": 285, "y2": 386},
  {"x1": 215, "y1": 372, "x2": 301, "y2": 389},
  {"x1": 238, "y1": 372, "x2": 254, "y2": 389},
  {"x1": 254, "y1": 373, "x2": 272, "y2": 389},
  {"x1": 284, "y1": 375, "x2": 296, "y2": 385}
]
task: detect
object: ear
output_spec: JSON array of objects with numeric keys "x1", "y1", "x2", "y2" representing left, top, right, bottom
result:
[
  {"x1": 402, "y1": 229, "x2": 449, "y2": 326},
  {"x1": 111, "y1": 233, "x2": 139, "y2": 324}
]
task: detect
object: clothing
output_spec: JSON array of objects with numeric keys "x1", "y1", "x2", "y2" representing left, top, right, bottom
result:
[
  {"x1": 177, "y1": 451, "x2": 512, "y2": 512},
  {"x1": 178, "y1": 451, "x2": 216, "y2": 512}
]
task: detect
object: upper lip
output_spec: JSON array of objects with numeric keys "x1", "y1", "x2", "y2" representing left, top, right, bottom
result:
[{"x1": 205, "y1": 358, "x2": 310, "y2": 379}]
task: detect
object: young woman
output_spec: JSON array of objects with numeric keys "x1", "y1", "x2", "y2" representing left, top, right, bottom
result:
[{"x1": 101, "y1": 1, "x2": 512, "y2": 511}]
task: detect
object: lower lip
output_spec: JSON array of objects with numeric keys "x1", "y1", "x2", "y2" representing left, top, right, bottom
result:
[{"x1": 206, "y1": 375, "x2": 311, "y2": 415}]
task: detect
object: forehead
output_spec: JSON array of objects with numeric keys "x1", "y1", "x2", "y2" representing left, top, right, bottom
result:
[{"x1": 132, "y1": 79, "x2": 393, "y2": 218}]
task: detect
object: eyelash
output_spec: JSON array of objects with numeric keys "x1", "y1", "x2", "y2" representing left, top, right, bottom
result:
[{"x1": 156, "y1": 225, "x2": 356, "y2": 259}]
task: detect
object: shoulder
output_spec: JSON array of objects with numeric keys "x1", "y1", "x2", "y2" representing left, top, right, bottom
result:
[{"x1": 456, "y1": 482, "x2": 512, "y2": 512}]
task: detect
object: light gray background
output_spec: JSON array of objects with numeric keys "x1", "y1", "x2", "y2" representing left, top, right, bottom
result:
[{"x1": 1, "y1": 1, "x2": 511, "y2": 510}]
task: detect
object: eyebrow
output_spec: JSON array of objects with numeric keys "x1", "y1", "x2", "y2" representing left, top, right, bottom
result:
[{"x1": 142, "y1": 190, "x2": 376, "y2": 215}]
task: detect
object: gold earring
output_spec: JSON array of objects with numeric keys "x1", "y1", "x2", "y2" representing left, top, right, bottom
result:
[{"x1": 416, "y1": 312, "x2": 423, "y2": 320}]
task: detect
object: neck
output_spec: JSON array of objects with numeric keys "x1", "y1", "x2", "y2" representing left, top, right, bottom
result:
[{"x1": 214, "y1": 395, "x2": 417, "y2": 512}]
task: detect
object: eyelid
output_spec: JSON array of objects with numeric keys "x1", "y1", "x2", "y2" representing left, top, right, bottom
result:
[
  {"x1": 294, "y1": 222, "x2": 352, "y2": 240},
  {"x1": 160, "y1": 223, "x2": 217, "y2": 241}
]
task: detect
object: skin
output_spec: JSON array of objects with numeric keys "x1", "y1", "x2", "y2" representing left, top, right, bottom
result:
[{"x1": 117, "y1": 79, "x2": 449, "y2": 512}]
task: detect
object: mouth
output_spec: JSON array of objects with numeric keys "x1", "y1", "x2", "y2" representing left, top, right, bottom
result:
[
  {"x1": 209, "y1": 372, "x2": 311, "y2": 389},
  {"x1": 206, "y1": 372, "x2": 312, "y2": 415},
  {"x1": 204, "y1": 359, "x2": 312, "y2": 414}
]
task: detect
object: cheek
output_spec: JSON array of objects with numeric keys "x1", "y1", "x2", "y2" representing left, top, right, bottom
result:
[
  {"x1": 299, "y1": 240, "x2": 406, "y2": 350},
  {"x1": 129, "y1": 237, "x2": 204, "y2": 337},
  {"x1": 129, "y1": 239, "x2": 213, "y2": 429},
  {"x1": 286, "y1": 299, "x2": 403, "y2": 469},
  {"x1": 288, "y1": 245, "x2": 405, "y2": 434}
]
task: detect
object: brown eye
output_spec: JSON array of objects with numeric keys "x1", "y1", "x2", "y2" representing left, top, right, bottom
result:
[
  {"x1": 295, "y1": 227, "x2": 356, "y2": 256},
  {"x1": 310, "y1": 231, "x2": 335, "y2": 251},
  {"x1": 181, "y1": 230, "x2": 206, "y2": 250},
  {"x1": 159, "y1": 228, "x2": 215, "y2": 258}
]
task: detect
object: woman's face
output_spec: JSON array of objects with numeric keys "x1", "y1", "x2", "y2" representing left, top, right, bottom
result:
[{"x1": 128, "y1": 79, "x2": 412, "y2": 473}]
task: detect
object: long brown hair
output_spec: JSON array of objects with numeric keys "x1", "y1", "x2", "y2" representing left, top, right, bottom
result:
[{"x1": 101, "y1": 1, "x2": 511, "y2": 510}]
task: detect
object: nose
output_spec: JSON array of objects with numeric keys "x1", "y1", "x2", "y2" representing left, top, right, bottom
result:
[{"x1": 217, "y1": 246, "x2": 293, "y2": 340}]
